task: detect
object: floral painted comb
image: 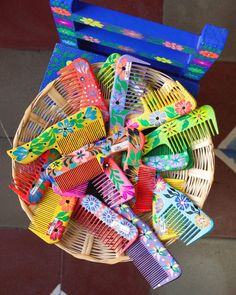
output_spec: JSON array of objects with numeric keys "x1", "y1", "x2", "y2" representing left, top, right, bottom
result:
[
  {"x1": 96, "y1": 53, "x2": 121, "y2": 105},
  {"x1": 109, "y1": 55, "x2": 150, "y2": 133},
  {"x1": 10, "y1": 149, "x2": 61, "y2": 204},
  {"x1": 143, "y1": 105, "x2": 219, "y2": 155},
  {"x1": 127, "y1": 80, "x2": 196, "y2": 131},
  {"x1": 58, "y1": 58, "x2": 109, "y2": 121},
  {"x1": 72, "y1": 194, "x2": 138, "y2": 255},
  {"x1": 7, "y1": 106, "x2": 106, "y2": 164},
  {"x1": 29, "y1": 188, "x2": 78, "y2": 244},
  {"x1": 46, "y1": 153, "x2": 106, "y2": 195},
  {"x1": 152, "y1": 176, "x2": 214, "y2": 245},
  {"x1": 92, "y1": 157, "x2": 135, "y2": 207},
  {"x1": 113, "y1": 204, "x2": 182, "y2": 289}
]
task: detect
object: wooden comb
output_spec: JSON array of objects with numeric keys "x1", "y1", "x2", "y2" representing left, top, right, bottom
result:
[
  {"x1": 10, "y1": 149, "x2": 61, "y2": 204},
  {"x1": 143, "y1": 105, "x2": 219, "y2": 155},
  {"x1": 127, "y1": 80, "x2": 196, "y2": 130},
  {"x1": 7, "y1": 106, "x2": 106, "y2": 164},
  {"x1": 152, "y1": 176, "x2": 214, "y2": 245},
  {"x1": 72, "y1": 194, "x2": 138, "y2": 255},
  {"x1": 29, "y1": 188, "x2": 77, "y2": 244},
  {"x1": 58, "y1": 58, "x2": 109, "y2": 121}
]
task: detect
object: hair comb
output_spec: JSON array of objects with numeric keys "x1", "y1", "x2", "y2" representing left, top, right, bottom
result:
[
  {"x1": 7, "y1": 106, "x2": 106, "y2": 164},
  {"x1": 46, "y1": 153, "x2": 106, "y2": 195},
  {"x1": 96, "y1": 53, "x2": 121, "y2": 105},
  {"x1": 92, "y1": 157, "x2": 135, "y2": 207},
  {"x1": 152, "y1": 176, "x2": 214, "y2": 245},
  {"x1": 29, "y1": 188, "x2": 77, "y2": 244},
  {"x1": 58, "y1": 58, "x2": 109, "y2": 121},
  {"x1": 143, "y1": 105, "x2": 219, "y2": 156},
  {"x1": 113, "y1": 204, "x2": 182, "y2": 289},
  {"x1": 72, "y1": 194, "x2": 138, "y2": 254},
  {"x1": 127, "y1": 80, "x2": 196, "y2": 131},
  {"x1": 109, "y1": 55, "x2": 150, "y2": 133},
  {"x1": 10, "y1": 149, "x2": 61, "y2": 204}
]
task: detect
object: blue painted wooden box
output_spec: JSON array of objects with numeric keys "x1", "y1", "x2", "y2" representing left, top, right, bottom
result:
[{"x1": 42, "y1": 0, "x2": 228, "y2": 96}]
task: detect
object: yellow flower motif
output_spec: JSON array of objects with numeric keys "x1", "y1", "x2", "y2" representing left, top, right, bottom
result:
[
  {"x1": 51, "y1": 160, "x2": 62, "y2": 171},
  {"x1": 154, "y1": 56, "x2": 172, "y2": 64},
  {"x1": 195, "y1": 213, "x2": 210, "y2": 229},
  {"x1": 80, "y1": 17, "x2": 104, "y2": 28}
]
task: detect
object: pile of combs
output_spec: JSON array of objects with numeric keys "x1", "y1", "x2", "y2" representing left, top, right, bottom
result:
[{"x1": 7, "y1": 53, "x2": 218, "y2": 289}]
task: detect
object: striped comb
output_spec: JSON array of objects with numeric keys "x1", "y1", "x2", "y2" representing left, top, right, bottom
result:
[
  {"x1": 109, "y1": 55, "x2": 150, "y2": 133},
  {"x1": 143, "y1": 105, "x2": 219, "y2": 155},
  {"x1": 96, "y1": 53, "x2": 121, "y2": 105},
  {"x1": 152, "y1": 176, "x2": 214, "y2": 245},
  {"x1": 92, "y1": 157, "x2": 135, "y2": 207},
  {"x1": 10, "y1": 150, "x2": 61, "y2": 204},
  {"x1": 58, "y1": 58, "x2": 109, "y2": 121},
  {"x1": 127, "y1": 80, "x2": 197, "y2": 131},
  {"x1": 47, "y1": 154, "x2": 106, "y2": 195},
  {"x1": 29, "y1": 188, "x2": 77, "y2": 244},
  {"x1": 7, "y1": 107, "x2": 106, "y2": 164},
  {"x1": 113, "y1": 204, "x2": 182, "y2": 289},
  {"x1": 72, "y1": 195, "x2": 138, "y2": 254}
]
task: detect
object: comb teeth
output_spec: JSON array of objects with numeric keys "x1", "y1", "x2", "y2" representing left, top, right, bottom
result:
[
  {"x1": 57, "y1": 120, "x2": 105, "y2": 155},
  {"x1": 72, "y1": 195, "x2": 138, "y2": 254},
  {"x1": 133, "y1": 165, "x2": 157, "y2": 213},
  {"x1": 92, "y1": 173, "x2": 123, "y2": 207},
  {"x1": 127, "y1": 240, "x2": 169, "y2": 289},
  {"x1": 53, "y1": 157, "x2": 104, "y2": 193}
]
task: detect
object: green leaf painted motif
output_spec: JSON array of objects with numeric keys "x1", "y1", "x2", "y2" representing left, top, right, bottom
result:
[
  {"x1": 110, "y1": 169, "x2": 124, "y2": 191},
  {"x1": 165, "y1": 106, "x2": 177, "y2": 119},
  {"x1": 56, "y1": 212, "x2": 69, "y2": 222},
  {"x1": 182, "y1": 120, "x2": 189, "y2": 130},
  {"x1": 139, "y1": 119, "x2": 151, "y2": 127}
]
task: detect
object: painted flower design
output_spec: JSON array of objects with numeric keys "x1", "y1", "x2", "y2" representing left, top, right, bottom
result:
[
  {"x1": 126, "y1": 120, "x2": 139, "y2": 128},
  {"x1": 100, "y1": 142, "x2": 112, "y2": 155},
  {"x1": 58, "y1": 28, "x2": 75, "y2": 37},
  {"x1": 82, "y1": 195, "x2": 100, "y2": 213},
  {"x1": 122, "y1": 185, "x2": 135, "y2": 200},
  {"x1": 49, "y1": 160, "x2": 63, "y2": 171},
  {"x1": 155, "y1": 178, "x2": 166, "y2": 192},
  {"x1": 80, "y1": 17, "x2": 104, "y2": 28},
  {"x1": 59, "y1": 197, "x2": 76, "y2": 212},
  {"x1": 51, "y1": 7, "x2": 71, "y2": 16},
  {"x1": 55, "y1": 18, "x2": 73, "y2": 27},
  {"x1": 101, "y1": 208, "x2": 116, "y2": 225},
  {"x1": 110, "y1": 92, "x2": 126, "y2": 111},
  {"x1": 163, "y1": 41, "x2": 184, "y2": 51},
  {"x1": 163, "y1": 258, "x2": 181, "y2": 274},
  {"x1": 154, "y1": 196, "x2": 164, "y2": 213},
  {"x1": 62, "y1": 40, "x2": 77, "y2": 47},
  {"x1": 116, "y1": 219, "x2": 137, "y2": 240},
  {"x1": 199, "y1": 50, "x2": 219, "y2": 59},
  {"x1": 118, "y1": 45, "x2": 135, "y2": 53},
  {"x1": 145, "y1": 156, "x2": 166, "y2": 171},
  {"x1": 122, "y1": 29, "x2": 143, "y2": 39},
  {"x1": 193, "y1": 59, "x2": 212, "y2": 67},
  {"x1": 85, "y1": 84, "x2": 100, "y2": 100},
  {"x1": 161, "y1": 120, "x2": 178, "y2": 137},
  {"x1": 195, "y1": 213, "x2": 210, "y2": 229},
  {"x1": 12, "y1": 146, "x2": 29, "y2": 161},
  {"x1": 128, "y1": 128, "x2": 141, "y2": 149},
  {"x1": 168, "y1": 153, "x2": 187, "y2": 169},
  {"x1": 175, "y1": 195, "x2": 191, "y2": 210},
  {"x1": 174, "y1": 100, "x2": 193, "y2": 115},
  {"x1": 188, "y1": 67, "x2": 205, "y2": 74},
  {"x1": 54, "y1": 119, "x2": 74, "y2": 137},
  {"x1": 125, "y1": 165, "x2": 139, "y2": 184},
  {"x1": 154, "y1": 56, "x2": 172, "y2": 64},
  {"x1": 72, "y1": 148, "x2": 90, "y2": 163},
  {"x1": 84, "y1": 107, "x2": 97, "y2": 120},
  {"x1": 48, "y1": 220, "x2": 65, "y2": 241},
  {"x1": 149, "y1": 245, "x2": 167, "y2": 257},
  {"x1": 83, "y1": 35, "x2": 100, "y2": 43},
  {"x1": 191, "y1": 108, "x2": 208, "y2": 124},
  {"x1": 149, "y1": 110, "x2": 167, "y2": 126},
  {"x1": 116, "y1": 58, "x2": 128, "y2": 80}
]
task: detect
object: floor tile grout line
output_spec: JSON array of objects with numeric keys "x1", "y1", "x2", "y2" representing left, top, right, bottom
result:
[{"x1": 0, "y1": 120, "x2": 13, "y2": 147}]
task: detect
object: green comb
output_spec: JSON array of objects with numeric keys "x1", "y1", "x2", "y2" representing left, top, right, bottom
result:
[{"x1": 143, "y1": 105, "x2": 218, "y2": 155}]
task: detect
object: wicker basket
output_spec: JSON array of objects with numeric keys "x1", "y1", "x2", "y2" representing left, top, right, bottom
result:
[{"x1": 11, "y1": 63, "x2": 215, "y2": 264}]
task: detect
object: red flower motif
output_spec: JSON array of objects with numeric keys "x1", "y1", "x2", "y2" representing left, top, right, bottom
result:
[
  {"x1": 199, "y1": 50, "x2": 219, "y2": 59},
  {"x1": 116, "y1": 58, "x2": 128, "y2": 80},
  {"x1": 48, "y1": 220, "x2": 65, "y2": 241},
  {"x1": 118, "y1": 45, "x2": 134, "y2": 53},
  {"x1": 122, "y1": 29, "x2": 143, "y2": 39},
  {"x1": 163, "y1": 41, "x2": 184, "y2": 51},
  {"x1": 51, "y1": 7, "x2": 71, "y2": 16},
  {"x1": 174, "y1": 100, "x2": 193, "y2": 115}
]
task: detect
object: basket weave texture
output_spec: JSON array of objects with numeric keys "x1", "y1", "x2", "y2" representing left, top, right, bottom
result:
[{"x1": 11, "y1": 63, "x2": 215, "y2": 264}]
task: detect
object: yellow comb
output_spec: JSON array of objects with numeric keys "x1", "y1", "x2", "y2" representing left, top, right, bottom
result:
[
  {"x1": 29, "y1": 188, "x2": 77, "y2": 244},
  {"x1": 7, "y1": 106, "x2": 106, "y2": 164}
]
